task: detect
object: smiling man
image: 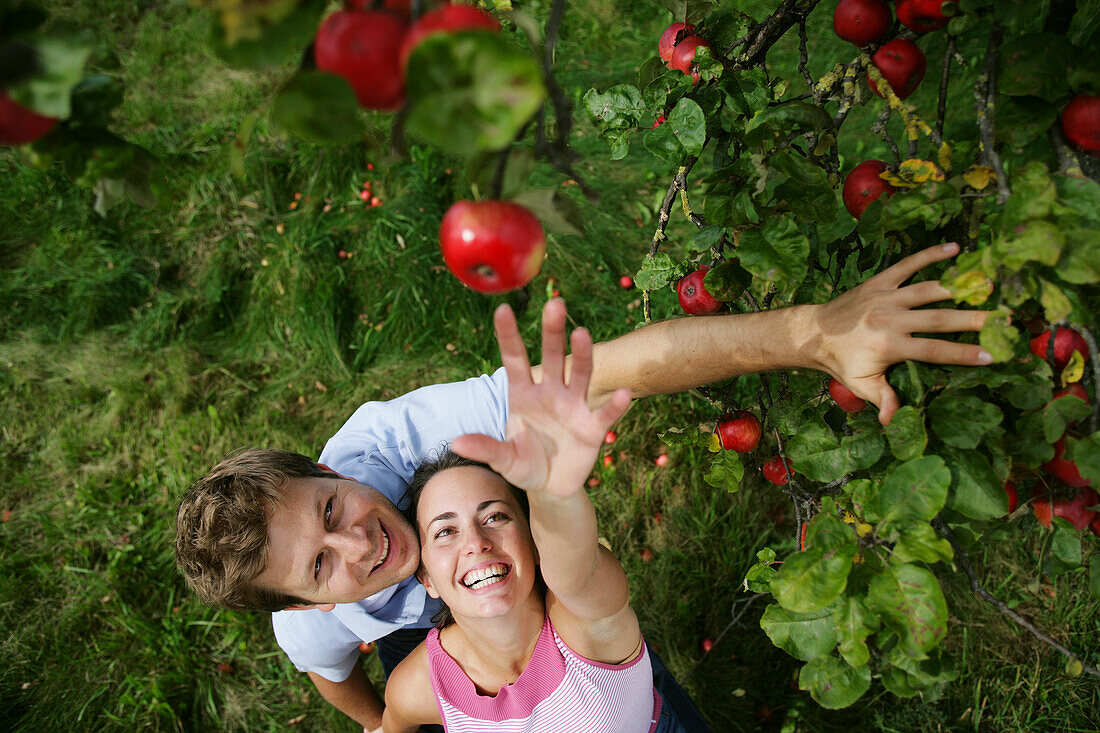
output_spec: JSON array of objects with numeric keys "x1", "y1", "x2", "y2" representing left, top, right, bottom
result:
[{"x1": 176, "y1": 244, "x2": 991, "y2": 732}]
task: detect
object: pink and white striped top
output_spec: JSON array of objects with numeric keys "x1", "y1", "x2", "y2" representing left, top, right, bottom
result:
[{"x1": 425, "y1": 614, "x2": 660, "y2": 732}]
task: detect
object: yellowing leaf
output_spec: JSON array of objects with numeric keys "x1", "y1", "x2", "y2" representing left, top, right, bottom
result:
[
  {"x1": 937, "y1": 143, "x2": 953, "y2": 172},
  {"x1": 708, "y1": 432, "x2": 722, "y2": 453},
  {"x1": 1061, "y1": 351, "x2": 1085, "y2": 385},
  {"x1": 856, "y1": 522, "x2": 874, "y2": 538},
  {"x1": 943, "y1": 269, "x2": 994, "y2": 306},
  {"x1": 964, "y1": 165, "x2": 997, "y2": 190},
  {"x1": 1040, "y1": 279, "x2": 1072, "y2": 323},
  {"x1": 901, "y1": 158, "x2": 945, "y2": 183},
  {"x1": 842, "y1": 511, "x2": 856, "y2": 525}
]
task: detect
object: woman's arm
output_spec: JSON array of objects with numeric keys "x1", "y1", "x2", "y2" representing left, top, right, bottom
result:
[
  {"x1": 452, "y1": 301, "x2": 633, "y2": 621},
  {"x1": 380, "y1": 645, "x2": 440, "y2": 733}
]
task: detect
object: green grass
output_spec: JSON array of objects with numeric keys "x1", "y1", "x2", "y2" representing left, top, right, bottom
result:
[{"x1": 2, "y1": 0, "x2": 1098, "y2": 731}]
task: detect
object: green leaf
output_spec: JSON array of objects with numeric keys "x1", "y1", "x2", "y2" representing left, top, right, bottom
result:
[
  {"x1": 69, "y1": 74, "x2": 123, "y2": 129},
  {"x1": 1055, "y1": 174, "x2": 1100, "y2": 224},
  {"x1": 944, "y1": 448, "x2": 1007, "y2": 520},
  {"x1": 8, "y1": 36, "x2": 94, "y2": 118},
  {"x1": 785, "y1": 422, "x2": 884, "y2": 483},
  {"x1": 1069, "y1": 433, "x2": 1100, "y2": 486},
  {"x1": 1089, "y1": 556, "x2": 1100, "y2": 600},
  {"x1": 511, "y1": 188, "x2": 584, "y2": 236},
  {"x1": 995, "y1": 95, "x2": 1060, "y2": 148},
  {"x1": 928, "y1": 393, "x2": 1002, "y2": 450},
  {"x1": 1041, "y1": 394, "x2": 1092, "y2": 444},
  {"x1": 798, "y1": 655, "x2": 871, "y2": 709},
  {"x1": 1056, "y1": 227, "x2": 1100, "y2": 284},
  {"x1": 743, "y1": 101, "x2": 832, "y2": 149},
  {"x1": 736, "y1": 216, "x2": 810, "y2": 295},
  {"x1": 834, "y1": 597, "x2": 878, "y2": 668},
  {"x1": 583, "y1": 83, "x2": 645, "y2": 131},
  {"x1": 997, "y1": 34, "x2": 1072, "y2": 100},
  {"x1": 881, "y1": 182, "x2": 963, "y2": 232},
  {"x1": 703, "y1": 258, "x2": 751, "y2": 301},
  {"x1": 880, "y1": 645, "x2": 958, "y2": 697},
  {"x1": 691, "y1": 226, "x2": 725, "y2": 253},
  {"x1": 854, "y1": 456, "x2": 950, "y2": 528},
  {"x1": 744, "y1": 547, "x2": 778, "y2": 593},
  {"x1": 1012, "y1": 411, "x2": 1057, "y2": 467},
  {"x1": 643, "y1": 97, "x2": 705, "y2": 163},
  {"x1": 721, "y1": 67, "x2": 771, "y2": 118},
  {"x1": 208, "y1": 0, "x2": 326, "y2": 70},
  {"x1": 271, "y1": 71, "x2": 363, "y2": 144},
  {"x1": 634, "y1": 252, "x2": 681, "y2": 291},
  {"x1": 1044, "y1": 519, "x2": 1082, "y2": 576},
  {"x1": 704, "y1": 450, "x2": 745, "y2": 493},
  {"x1": 760, "y1": 604, "x2": 837, "y2": 662},
  {"x1": 993, "y1": 220, "x2": 1065, "y2": 273},
  {"x1": 657, "y1": 427, "x2": 712, "y2": 449},
  {"x1": 978, "y1": 307, "x2": 1020, "y2": 364},
  {"x1": 406, "y1": 31, "x2": 545, "y2": 156},
  {"x1": 865, "y1": 564, "x2": 947, "y2": 657},
  {"x1": 885, "y1": 406, "x2": 927, "y2": 461},
  {"x1": 1001, "y1": 161, "x2": 1056, "y2": 228},
  {"x1": 891, "y1": 521, "x2": 954, "y2": 565},
  {"x1": 772, "y1": 542, "x2": 857, "y2": 613}
]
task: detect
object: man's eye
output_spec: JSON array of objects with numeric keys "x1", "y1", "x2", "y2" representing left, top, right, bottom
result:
[
  {"x1": 324, "y1": 497, "x2": 334, "y2": 526},
  {"x1": 314, "y1": 553, "x2": 323, "y2": 579}
]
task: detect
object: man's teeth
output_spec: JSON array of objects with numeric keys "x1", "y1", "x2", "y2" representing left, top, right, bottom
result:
[
  {"x1": 462, "y1": 563, "x2": 509, "y2": 589},
  {"x1": 373, "y1": 530, "x2": 389, "y2": 569}
]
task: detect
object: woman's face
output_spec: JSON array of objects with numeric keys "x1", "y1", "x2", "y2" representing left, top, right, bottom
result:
[{"x1": 415, "y1": 465, "x2": 537, "y2": 620}]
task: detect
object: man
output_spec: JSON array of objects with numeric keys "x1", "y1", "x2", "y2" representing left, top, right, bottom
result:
[{"x1": 176, "y1": 244, "x2": 989, "y2": 731}]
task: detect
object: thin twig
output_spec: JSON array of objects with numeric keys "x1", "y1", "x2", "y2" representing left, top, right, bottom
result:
[
  {"x1": 973, "y1": 21, "x2": 1011, "y2": 204},
  {"x1": 933, "y1": 518, "x2": 1100, "y2": 680},
  {"x1": 935, "y1": 35, "x2": 955, "y2": 140}
]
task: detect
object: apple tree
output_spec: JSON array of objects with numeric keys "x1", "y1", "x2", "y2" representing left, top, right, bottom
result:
[
  {"x1": 583, "y1": 0, "x2": 1100, "y2": 707},
  {"x1": 8, "y1": 0, "x2": 1099, "y2": 710}
]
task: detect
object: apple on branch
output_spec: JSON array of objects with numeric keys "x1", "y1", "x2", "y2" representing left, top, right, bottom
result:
[
  {"x1": 1061, "y1": 94, "x2": 1100, "y2": 155},
  {"x1": 717, "y1": 411, "x2": 762, "y2": 453},
  {"x1": 833, "y1": 0, "x2": 893, "y2": 46},
  {"x1": 440, "y1": 200, "x2": 546, "y2": 294},
  {"x1": 828, "y1": 378, "x2": 867, "y2": 413},
  {"x1": 842, "y1": 160, "x2": 896, "y2": 219},
  {"x1": 314, "y1": 8, "x2": 409, "y2": 111},
  {"x1": 1029, "y1": 327, "x2": 1090, "y2": 373},
  {"x1": 658, "y1": 22, "x2": 695, "y2": 65},
  {"x1": 895, "y1": 0, "x2": 955, "y2": 34},
  {"x1": 868, "y1": 38, "x2": 927, "y2": 100},
  {"x1": 676, "y1": 266, "x2": 724, "y2": 315},
  {"x1": 399, "y1": 3, "x2": 501, "y2": 70}
]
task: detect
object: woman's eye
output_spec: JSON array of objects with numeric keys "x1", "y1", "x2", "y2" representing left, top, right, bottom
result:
[
  {"x1": 486, "y1": 512, "x2": 509, "y2": 524},
  {"x1": 434, "y1": 527, "x2": 454, "y2": 539}
]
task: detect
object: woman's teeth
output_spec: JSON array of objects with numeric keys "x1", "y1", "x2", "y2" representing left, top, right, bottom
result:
[{"x1": 462, "y1": 563, "x2": 509, "y2": 589}]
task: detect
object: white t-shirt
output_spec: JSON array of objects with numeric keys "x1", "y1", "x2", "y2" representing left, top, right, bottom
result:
[{"x1": 272, "y1": 368, "x2": 509, "y2": 682}]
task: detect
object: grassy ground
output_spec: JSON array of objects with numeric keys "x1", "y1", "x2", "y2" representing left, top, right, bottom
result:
[{"x1": 2, "y1": 1, "x2": 1098, "y2": 731}]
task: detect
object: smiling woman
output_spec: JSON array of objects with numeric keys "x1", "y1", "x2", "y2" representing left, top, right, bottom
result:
[{"x1": 378, "y1": 302, "x2": 705, "y2": 733}]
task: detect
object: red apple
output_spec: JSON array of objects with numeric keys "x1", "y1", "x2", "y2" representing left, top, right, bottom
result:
[
  {"x1": 440, "y1": 200, "x2": 546, "y2": 293},
  {"x1": 669, "y1": 35, "x2": 712, "y2": 84},
  {"x1": 399, "y1": 3, "x2": 500, "y2": 70},
  {"x1": 604, "y1": 430, "x2": 618, "y2": 444},
  {"x1": 619, "y1": 275, "x2": 634, "y2": 289},
  {"x1": 895, "y1": 0, "x2": 953, "y2": 34},
  {"x1": 640, "y1": 547, "x2": 655, "y2": 562},
  {"x1": 762, "y1": 455, "x2": 794, "y2": 485},
  {"x1": 659, "y1": 22, "x2": 695, "y2": 64},
  {"x1": 717, "y1": 410, "x2": 762, "y2": 453},
  {"x1": 833, "y1": 0, "x2": 893, "y2": 45},
  {"x1": 1030, "y1": 327, "x2": 1090, "y2": 373},
  {"x1": 842, "y1": 160, "x2": 896, "y2": 219},
  {"x1": 677, "y1": 266, "x2": 723, "y2": 315},
  {"x1": 1092, "y1": 513, "x2": 1100, "y2": 538},
  {"x1": 655, "y1": 453, "x2": 670, "y2": 467},
  {"x1": 346, "y1": 0, "x2": 410, "y2": 13},
  {"x1": 828, "y1": 378, "x2": 867, "y2": 412},
  {"x1": 1042, "y1": 438, "x2": 1091, "y2": 489},
  {"x1": 1062, "y1": 94, "x2": 1100, "y2": 155},
  {"x1": 701, "y1": 638, "x2": 714, "y2": 653},
  {"x1": 868, "y1": 38, "x2": 926, "y2": 100},
  {"x1": 315, "y1": 9, "x2": 409, "y2": 111},
  {"x1": 1053, "y1": 383, "x2": 1090, "y2": 426},
  {"x1": 0, "y1": 91, "x2": 58, "y2": 145},
  {"x1": 1033, "y1": 487, "x2": 1098, "y2": 530},
  {"x1": 357, "y1": 641, "x2": 376, "y2": 654},
  {"x1": 603, "y1": 454, "x2": 614, "y2": 467},
  {"x1": 1003, "y1": 480, "x2": 1019, "y2": 515},
  {"x1": 651, "y1": 114, "x2": 666, "y2": 128}
]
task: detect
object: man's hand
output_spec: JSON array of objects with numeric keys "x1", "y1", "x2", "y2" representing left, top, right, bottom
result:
[
  {"x1": 452, "y1": 300, "x2": 632, "y2": 497},
  {"x1": 809, "y1": 242, "x2": 990, "y2": 425}
]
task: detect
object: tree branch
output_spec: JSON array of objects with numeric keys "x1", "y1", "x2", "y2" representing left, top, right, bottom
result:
[{"x1": 933, "y1": 518, "x2": 1100, "y2": 680}]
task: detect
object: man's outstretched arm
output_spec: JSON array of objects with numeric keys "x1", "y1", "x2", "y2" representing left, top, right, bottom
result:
[{"x1": 551, "y1": 243, "x2": 989, "y2": 426}]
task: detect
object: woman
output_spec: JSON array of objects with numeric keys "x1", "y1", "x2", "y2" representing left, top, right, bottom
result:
[{"x1": 381, "y1": 301, "x2": 663, "y2": 732}]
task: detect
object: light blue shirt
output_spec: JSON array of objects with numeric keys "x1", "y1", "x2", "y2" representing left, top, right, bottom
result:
[{"x1": 272, "y1": 368, "x2": 509, "y2": 682}]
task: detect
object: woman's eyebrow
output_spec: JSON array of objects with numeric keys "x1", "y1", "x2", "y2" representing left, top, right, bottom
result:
[{"x1": 428, "y1": 511, "x2": 457, "y2": 527}]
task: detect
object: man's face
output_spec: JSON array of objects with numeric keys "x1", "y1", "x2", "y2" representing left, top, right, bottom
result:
[{"x1": 255, "y1": 475, "x2": 421, "y2": 607}]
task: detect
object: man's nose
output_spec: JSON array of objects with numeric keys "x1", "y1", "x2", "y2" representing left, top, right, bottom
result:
[{"x1": 330, "y1": 524, "x2": 371, "y2": 563}]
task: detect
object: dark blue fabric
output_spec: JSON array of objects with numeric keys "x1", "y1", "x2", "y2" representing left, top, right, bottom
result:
[
  {"x1": 650, "y1": 647, "x2": 712, "y2": 733},
  {"x1": 376, "y1": 627, "x2": 443, "y2": 733}
]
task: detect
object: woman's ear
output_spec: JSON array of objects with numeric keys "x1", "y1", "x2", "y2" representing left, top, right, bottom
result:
[{"x1": 416, "y1": 565, "x2": 440, "y2": 599}]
